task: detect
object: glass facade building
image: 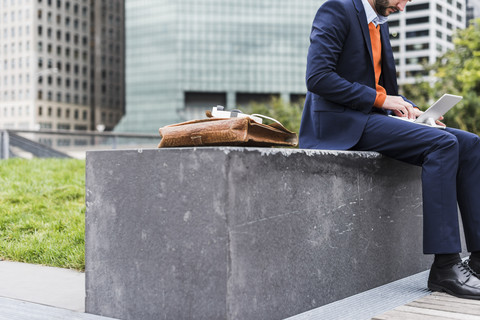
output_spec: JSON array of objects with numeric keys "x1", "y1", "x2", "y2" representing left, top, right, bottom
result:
[{"x1": 117, "y1": 0, "x2": 322, "y2": 133}]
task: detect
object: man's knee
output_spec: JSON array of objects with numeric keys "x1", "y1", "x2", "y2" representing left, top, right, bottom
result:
[{"x1": 435, "y1": 132, "x2": 459, "y2": 152}]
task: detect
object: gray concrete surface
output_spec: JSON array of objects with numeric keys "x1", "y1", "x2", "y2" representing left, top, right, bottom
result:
[
  {"x1": 85, "y1": 147, "x2": 434, "y2": 320},
  {"x1": 0, "y1": 260, "x2": 85, "y2": 312},
  {"x1": 285, "y1": 270, "x2": 431, "y2": 320}
]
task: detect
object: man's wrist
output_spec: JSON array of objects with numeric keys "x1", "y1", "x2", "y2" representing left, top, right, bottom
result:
[{"x1": 374, "y1": 91, "x2": 387, "y2": 108}]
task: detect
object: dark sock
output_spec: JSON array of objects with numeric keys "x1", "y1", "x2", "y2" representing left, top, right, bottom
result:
[
  {"x1": 471, "y1": 251, "x2": 480, "y2": 262},
  {"x1": 469, "y1": 251, "x2": 480, "y2": 272},
  {"x1": 433, "y1": 253, "x2": 461, "y2": 268}
]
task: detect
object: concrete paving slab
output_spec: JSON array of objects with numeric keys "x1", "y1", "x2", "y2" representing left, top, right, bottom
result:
[
  {"x1": 0, "y1": 296, "x2": 118, "y2": 320},
  {"x1": 0, "y1": 260, "x2": 85, "y2": 312}
]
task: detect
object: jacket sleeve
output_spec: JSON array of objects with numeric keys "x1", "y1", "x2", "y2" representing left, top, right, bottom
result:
[{"x1": 306, "y1": 1, "x2": 377, "y2": 113}]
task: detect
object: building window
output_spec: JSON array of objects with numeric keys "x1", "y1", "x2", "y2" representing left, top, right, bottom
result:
[
  {"x1": 406, "y1": 56, "x2": 429, "y2": 65},
  {"x1": 406, "y1": 30, "x2": 429, "y2": 38},
  {"x1": 406, "y1": 3, "x2": 429, "y2": 11},
  {"x1": 389, "y1": 20, "x2": 399, "y2": 27},
  {"x1": 406, "y1": 17, "x2": 429, "y2": 25},
  {"x1": 406, "y1": 43, "x2": 429, "y2": 51},
  {"x1": 57, "y1": 124, "x2": 71, "y2": 131}
]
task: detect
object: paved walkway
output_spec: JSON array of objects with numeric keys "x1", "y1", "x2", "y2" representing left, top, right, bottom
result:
[
  {"x1": 0, "y1": 260, "x2": 85, "y2": 312},
  {"x1": 286, "y1": 270, "x2": 432, "y2": 320},
  {"x1": 0, "y1": 260, "x2": 122, "y2": 319},
  {"x1": 1, "y1": 259, "x2": 479, "y2": 320}
]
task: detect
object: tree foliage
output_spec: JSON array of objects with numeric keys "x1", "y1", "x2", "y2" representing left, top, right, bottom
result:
[
  {"x1": 401, "y1": 19, "x2": 480, "y2": 134},
  {"x1": 244, "y1": 96, "x2": 304, "y2": 135}
]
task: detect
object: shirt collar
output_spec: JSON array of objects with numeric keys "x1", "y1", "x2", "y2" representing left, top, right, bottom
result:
[{"x1": 361, "y1": 0, "x2": 389, "y2": 26}]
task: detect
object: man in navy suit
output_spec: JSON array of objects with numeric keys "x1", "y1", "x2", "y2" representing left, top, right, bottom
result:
[{"x1": 300, "y1": 0, "x2": 480, "y2": 299}]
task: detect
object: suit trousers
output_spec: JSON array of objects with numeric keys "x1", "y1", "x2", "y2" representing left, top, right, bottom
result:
[{"x1": 351, "y1": 113, "x2": 480, "y2": 254}]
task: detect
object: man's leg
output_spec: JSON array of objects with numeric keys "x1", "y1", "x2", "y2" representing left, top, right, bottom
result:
[
  {"x1": 352, "y1": 114, "x2": 461, "y2": 254},
  {"x1": 445, "y1": 128, "x2": 480, "y2": 253},
  {"x1": 351, "y1": 114, "x2": 480, "y2": 299},
  {"x1": 444, "y1": 128, "x2": 480, "y2": 273}
]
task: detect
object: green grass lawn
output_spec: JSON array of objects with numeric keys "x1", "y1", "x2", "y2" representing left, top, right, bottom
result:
[{"x1": 0, "y1": 158, "x2": 85, "y2": 271}]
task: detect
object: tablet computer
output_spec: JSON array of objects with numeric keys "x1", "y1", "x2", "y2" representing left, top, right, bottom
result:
[{"x1": 415, "y1": 94, "x2": 463, "y2": 125}]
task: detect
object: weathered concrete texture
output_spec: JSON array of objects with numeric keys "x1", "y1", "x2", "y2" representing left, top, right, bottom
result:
[{"x1": 86, "y1": 147, "x2": 432, "y2": 320}]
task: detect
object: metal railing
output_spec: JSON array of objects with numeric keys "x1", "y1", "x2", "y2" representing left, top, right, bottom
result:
[{"x1": 0, "y1": 129, "x2": 160, "y2": 159}]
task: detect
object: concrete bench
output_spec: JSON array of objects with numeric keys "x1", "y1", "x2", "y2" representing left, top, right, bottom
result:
[{"x1": 85, "y1": 147, "x2": 431, "y2": 320}]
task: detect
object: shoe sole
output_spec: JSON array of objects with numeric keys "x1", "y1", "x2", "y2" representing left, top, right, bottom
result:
[{"x1": 428, "y1": 281, "x2": 480, "y2": 300}]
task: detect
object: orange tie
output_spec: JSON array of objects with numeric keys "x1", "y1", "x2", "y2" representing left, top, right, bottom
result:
[{"x1": 368, "y1": 22, "x2": 387, "y2": 108}]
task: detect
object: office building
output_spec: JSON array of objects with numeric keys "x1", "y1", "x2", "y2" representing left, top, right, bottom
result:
[
  {"x1": 466, "y1": 0, "x2": 480, "y2": 25},
  {"x1": 388, "y1": 0, "x2": 466, "y2": 85},
  {"x1": 116, "y1": 0, "x2": 321, "y2": 133},
  {"x1": 0, "y1": 0, "x2": 125, "y2": 131}
]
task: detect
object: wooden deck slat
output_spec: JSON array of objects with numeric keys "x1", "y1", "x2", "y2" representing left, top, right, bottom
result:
[
  {"x1": 407, "y1": 300, "x2": 480, "y2": 315},
  {"x1": 396, "y1": 305, "x2": 480, "y2": 319},
  {"x1": 372, "y1": 292, "x2": 480, "y2": 320},
  {"x1": 372, "y1": 308, "x2": 459, "y2": 320},
  {"x1": 422, "y1": 292, "x2": 480, "y2": 306},
  {"x1": 372, "y1": 301, "x2": 480, "y2": 320}
]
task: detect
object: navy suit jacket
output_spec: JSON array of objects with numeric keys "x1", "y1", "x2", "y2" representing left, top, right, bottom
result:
[{"x1": 299, "y1": 0, "x2": 413, "y2": 150}]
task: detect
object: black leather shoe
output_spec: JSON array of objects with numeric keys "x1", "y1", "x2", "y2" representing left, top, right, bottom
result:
[
  {"x1": 428, "y1": 261, "x2": 480, "y2": 300},
  {"x1": 466, "y1": 258, "x2": 480, "y2": 277}
]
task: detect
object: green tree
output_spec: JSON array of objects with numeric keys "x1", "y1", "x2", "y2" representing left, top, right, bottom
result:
[
  {"x1": 401, "y1": 19, "x2": 480, "y2": 133},
  {"x1": 244, "y1": 96, "x2": 304, "y2": 134}
]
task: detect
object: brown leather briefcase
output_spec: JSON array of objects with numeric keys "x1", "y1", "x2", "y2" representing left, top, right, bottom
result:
[{"x1": 158, "y1": 112, "x2": 298, "y2": 148}]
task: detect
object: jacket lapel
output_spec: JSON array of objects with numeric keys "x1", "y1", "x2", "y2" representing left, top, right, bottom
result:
[
  {"x1": 380, "y1": 24, "x2": 398, "y2": 94},
  {"x1": 353, "y1": 0, "x2": 373, "y2": 65}
]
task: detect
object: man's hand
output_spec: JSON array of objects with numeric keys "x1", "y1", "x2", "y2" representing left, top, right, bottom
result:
[
  {"x1": 414, "y1": 109, "x2": 446, "y2": 127},
  {"x1": 381, "y1": 95, "x2": 416, "y2": 119}
]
